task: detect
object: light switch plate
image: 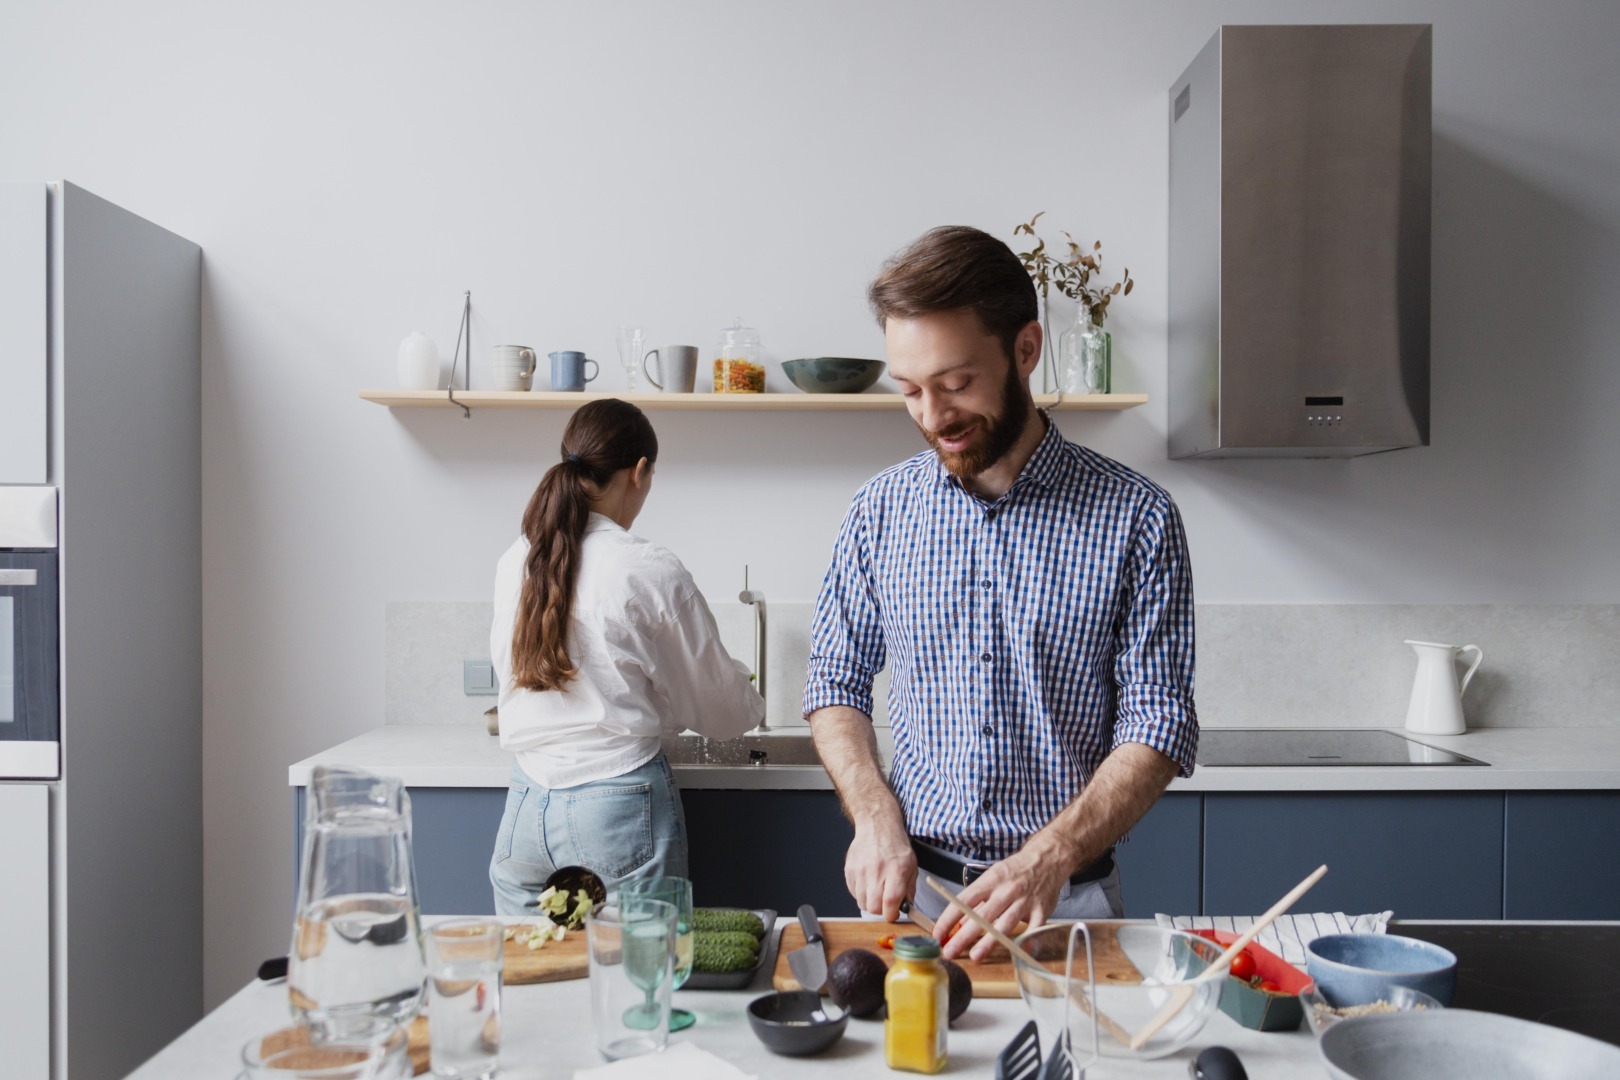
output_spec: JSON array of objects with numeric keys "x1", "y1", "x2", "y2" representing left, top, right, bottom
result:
[{"x1": 462, "y1": 660, "x2": 497, "y2": 695}]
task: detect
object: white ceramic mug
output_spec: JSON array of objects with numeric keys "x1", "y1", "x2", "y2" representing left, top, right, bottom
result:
[
  {"x1": 643, "y1": 345, "x2": 699, "y2": 393},
  {"x1": 491, "y1": 345, "x2": 538, "y2": 392}
]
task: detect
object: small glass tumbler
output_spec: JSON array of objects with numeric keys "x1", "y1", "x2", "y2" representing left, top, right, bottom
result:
[
  {"x1": 427, "y1": 919, "x2": 504, "y2": 1080},
  {"x1": 586, "y1": 899, "x2": 676, "y2": 1061},
  {"x1": 241, "y1": 1027, "x2": 397, "y2": 1079}
]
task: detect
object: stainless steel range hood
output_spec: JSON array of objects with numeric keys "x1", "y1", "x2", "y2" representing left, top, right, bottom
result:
[{"x1": 1168, "y1": 24, "x2": 1432, "y2": 458}]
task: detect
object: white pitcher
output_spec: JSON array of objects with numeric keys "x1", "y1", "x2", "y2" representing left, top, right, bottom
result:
[{"x1": 1403, "y1": 639, "x2": 1484, "y2": 736}]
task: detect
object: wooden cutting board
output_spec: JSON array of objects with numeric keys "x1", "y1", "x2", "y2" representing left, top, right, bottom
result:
[
  {"x1": 772, "y1": 919, "x2": 1141, "y2": 1000},
  {"x1": 502, "y1": 928, "x2": 589, "y2": 985}
]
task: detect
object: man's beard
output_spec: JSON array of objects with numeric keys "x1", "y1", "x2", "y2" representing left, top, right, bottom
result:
[{"x1": 918, "y1": 359, "x2": 1032, "y2": 480}]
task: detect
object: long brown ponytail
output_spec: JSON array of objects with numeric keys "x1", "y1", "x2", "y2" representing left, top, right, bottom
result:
[{"x1": 511, "y1": 399, "x2": 658, "y2": 691}]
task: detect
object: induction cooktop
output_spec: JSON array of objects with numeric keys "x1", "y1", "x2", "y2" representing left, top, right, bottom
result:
[{"x1": 1196, "y1": 729, "x2": 1489, "y2": 767}]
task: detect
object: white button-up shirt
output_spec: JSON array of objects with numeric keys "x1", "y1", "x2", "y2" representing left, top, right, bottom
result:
[{"x1": 492, "y1": 513, "x2": 764, "y2": 788}]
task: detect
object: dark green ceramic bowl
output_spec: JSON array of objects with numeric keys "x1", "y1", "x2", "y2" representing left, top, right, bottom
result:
[{"x1": 781, "y1": 357, "x2": 885, "y2": 394}]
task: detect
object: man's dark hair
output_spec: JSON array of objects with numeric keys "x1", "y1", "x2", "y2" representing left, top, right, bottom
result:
[{"x1": 867, "y1": 226, "x2": 1038, "y2": 363}]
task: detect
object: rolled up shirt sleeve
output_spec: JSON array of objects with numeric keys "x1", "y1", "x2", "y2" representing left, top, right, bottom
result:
[
  {"x1": 803, "y1": 498, "x2": 886, "y2": 719},
  {"x1": 646, "y1": 588, "x2": 765, "y2": 740},
  {"x1": 1111, "y1": 494, "x2": 1199, "y2": 777}
]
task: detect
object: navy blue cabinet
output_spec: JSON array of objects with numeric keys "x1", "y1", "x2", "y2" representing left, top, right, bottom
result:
[
  {"x1": 683, "y1": 790, "x2": 855, "y2": 915},
  {"x1": 1504, "y1": 792, "x2": 1620, "y2": 919},
  {"x1": 1116, "y1": 792, "x2": 1202, "y2": 918},
  {"x1": 1203, "y1": 792, "x2": 1505, "y2": 919}
]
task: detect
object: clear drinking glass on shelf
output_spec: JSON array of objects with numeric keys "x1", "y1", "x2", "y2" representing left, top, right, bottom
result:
[
  {"x1": 619, "y1": 877, "x2": 695, "y2": 1031},
  {"x1": 615, "y1": 325, "x2": 645, "y2": 392},
  {"x1": 586, "y1": 899, "x2": 676, "y2": 1061},
  {"x1": 426, "y1": 919, "x2": 504, "y2": 1080}
]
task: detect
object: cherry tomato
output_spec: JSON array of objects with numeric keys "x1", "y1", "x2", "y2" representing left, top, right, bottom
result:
[
  {"x1": 1258, "y1": 979, "x2": 1282, "y2": 993},
  {"x1": 878, "y1": 933, "x2": 896, "y2": 950},
  {"x1": 1228, "y1": 950, "x2": 1257, "y2": 981}
]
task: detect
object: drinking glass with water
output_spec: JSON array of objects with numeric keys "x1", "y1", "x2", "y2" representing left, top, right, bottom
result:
[{"x1": 427, "y1": 919, "x2": 504, "y2": 1080}]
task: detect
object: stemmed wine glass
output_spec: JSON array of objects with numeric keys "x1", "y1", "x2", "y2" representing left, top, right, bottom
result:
[
  {"x1": 616, "y1": 896, "x2": 677, "y2": 1032},
  {"x1": 620, "y1": 877, "x2": 696, "y2": 1031},
  {"x1": 615, "y1": 325, "x2": 645, "y2": 392}
]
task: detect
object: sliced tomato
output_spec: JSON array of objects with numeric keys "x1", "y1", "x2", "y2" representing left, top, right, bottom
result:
[
  {"x1": 878, "y1": 933, "x2": 896, "y2": 950},
  {"x1": 1258, "y1": 979, "x2": 1282, "y2": 993}
]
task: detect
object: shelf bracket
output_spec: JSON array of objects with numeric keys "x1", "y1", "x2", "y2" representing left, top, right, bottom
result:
[{"x1": 444, "y1": 290, "x2": 472, "y2": 419}]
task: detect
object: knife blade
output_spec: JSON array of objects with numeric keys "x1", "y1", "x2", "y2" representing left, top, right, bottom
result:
[{"x1": 787, "y1": 903, "x2": 828, "y2": 993}]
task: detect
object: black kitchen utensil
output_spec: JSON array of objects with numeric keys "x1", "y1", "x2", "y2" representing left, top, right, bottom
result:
[
  {"x1": 1039, "y1": 1035, "x2": 1076, "y2": 1080},
  {"x1": 542, "y1": 865, "x2": 606, "y2": 925},
  {"x1": 1189, "y1": 1046, "x2": 1249, "y2": 1080},
  {"x1": 257, "y1": 955, "x2": 288, "y2": 982},
  {"x1": 994, "y1": 1020, "x2": 1042, "y2": 1080}
]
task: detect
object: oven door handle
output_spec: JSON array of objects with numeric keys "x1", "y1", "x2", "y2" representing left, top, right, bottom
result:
[{"x1": 0, "y1": 569, "x2": 39, "y2": 586}]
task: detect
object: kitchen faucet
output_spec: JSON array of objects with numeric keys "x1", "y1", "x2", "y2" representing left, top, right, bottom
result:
[{"x1": 739, "y1": 567, "x2": 767, "y2": 732}]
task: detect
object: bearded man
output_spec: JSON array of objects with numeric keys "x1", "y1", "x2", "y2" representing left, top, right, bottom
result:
[{"x1": 802, "y1": 225, "x2": 1199, "y2": 960}]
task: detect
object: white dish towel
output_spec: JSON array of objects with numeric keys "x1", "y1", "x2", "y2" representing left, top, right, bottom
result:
[
  {"x1": 574, "y1": 1042, "x2": 757, "y2": 1080},
  {"x1": 1155, "y1": 911, "x2": 1393, "y2": 966}
]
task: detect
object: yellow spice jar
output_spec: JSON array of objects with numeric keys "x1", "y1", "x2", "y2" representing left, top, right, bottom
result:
[{"x1": 884, "y1": 935, "x2": 948, "y2": 1073}]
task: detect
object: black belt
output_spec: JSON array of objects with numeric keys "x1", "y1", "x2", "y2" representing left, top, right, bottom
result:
[{"x1": 911, "y1": 840, "x2": 1115, "y2": 888}]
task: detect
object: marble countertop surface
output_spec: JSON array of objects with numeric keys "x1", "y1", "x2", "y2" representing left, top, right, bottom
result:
[
  {"x1": 129, "y1": 917, "x2": 1326, "y2": 1080},
  {"x1": 287, "y1": 725, "x2": 1620, "y2": 792}
]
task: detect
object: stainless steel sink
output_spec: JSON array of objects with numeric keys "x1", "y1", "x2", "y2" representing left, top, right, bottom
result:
[{"x1": 660, "y1": 734, "x2": 826, "y2": 767}]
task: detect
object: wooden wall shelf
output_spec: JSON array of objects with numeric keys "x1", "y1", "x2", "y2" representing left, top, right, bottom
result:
[{"x1": 358, "y1": 389, "x2": 1148, "y2": 412}]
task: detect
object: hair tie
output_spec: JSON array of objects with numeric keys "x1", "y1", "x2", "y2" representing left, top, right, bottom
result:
[{"x1": 562, "y1": 453, "x2": 583, "y2": 466}]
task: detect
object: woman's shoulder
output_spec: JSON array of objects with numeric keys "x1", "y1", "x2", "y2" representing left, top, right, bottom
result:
[{"x1": 581, "y1": 528, "x2": 695, "y2": 616}]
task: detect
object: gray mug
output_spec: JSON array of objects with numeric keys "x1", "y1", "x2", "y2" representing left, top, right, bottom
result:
[
  {"x1": 643, "y1": 345, "x2": 699, "y2": 393},
  {"x1": 548, "y1": 350, "x2": 600, "y2": 392}
]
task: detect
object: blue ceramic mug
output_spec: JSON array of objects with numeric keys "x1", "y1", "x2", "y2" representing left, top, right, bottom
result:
[{"x1": 548, "y1": 350, "x2": 599, "y2": 392}]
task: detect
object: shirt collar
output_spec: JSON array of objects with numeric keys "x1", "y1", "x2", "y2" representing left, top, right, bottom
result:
[
  {"x1": 927, "y1": 410, "x2": 1066, "y2": 495},
  {"x1": 585, "y1": 512, "x2": 625, "y2": 534}
]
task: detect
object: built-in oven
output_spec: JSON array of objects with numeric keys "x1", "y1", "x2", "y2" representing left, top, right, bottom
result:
[{"x1": 0, "y1": 486, "x2": 58, "y2": 779}]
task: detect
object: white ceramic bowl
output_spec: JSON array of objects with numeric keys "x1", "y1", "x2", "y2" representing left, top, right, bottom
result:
[{"x1": 1013, "y1": 923, "x2": 1225, "y2": 1061}]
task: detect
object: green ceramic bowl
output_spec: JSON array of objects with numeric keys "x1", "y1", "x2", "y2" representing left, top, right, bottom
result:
[{"x1": 781, "y1": 357, "x2": 885, "y2": 394}]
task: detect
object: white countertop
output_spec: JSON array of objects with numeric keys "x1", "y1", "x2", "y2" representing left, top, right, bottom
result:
[
  {"x1": 288, "y1": 725, "x2": 1620, "y2": 791},
  {"x1": 129, "y1": 918, "x2": 1325, "y2": 1080}
]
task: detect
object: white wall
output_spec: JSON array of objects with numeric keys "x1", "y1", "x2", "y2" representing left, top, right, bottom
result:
[{"x1": 4, "y1": 0, "x2": 1618, "y2": 1007}]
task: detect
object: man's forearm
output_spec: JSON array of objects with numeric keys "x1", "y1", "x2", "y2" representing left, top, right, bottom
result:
[
  {"x1": 808, "y1": 705, "x2": 905, "y2": 830},
  {"x1": 1024, "y1": 741, "x2": 1179, "y2": 874}
]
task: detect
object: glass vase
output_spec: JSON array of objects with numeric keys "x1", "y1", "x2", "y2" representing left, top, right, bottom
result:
[{"x1": 1058, "y1": 317, "x2": 1111, "y2": 394}]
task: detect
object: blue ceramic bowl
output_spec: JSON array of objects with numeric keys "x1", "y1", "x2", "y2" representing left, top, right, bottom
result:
[
  {"x1": 781, "y1": 357, "x2": 885, "y2": 394},
  {"x1": 1306, "y1": 934, "x2": 1458, "y2": 1007}
]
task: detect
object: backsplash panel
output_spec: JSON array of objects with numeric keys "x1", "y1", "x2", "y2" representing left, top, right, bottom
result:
[{"x1": 387, "y1": 602, "x2": 1618, "y2": 731}]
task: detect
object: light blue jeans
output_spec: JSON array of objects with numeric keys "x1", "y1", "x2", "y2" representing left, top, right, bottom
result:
[{"x1": 489, "y1": 754, "x2": 689, "y2": 916}]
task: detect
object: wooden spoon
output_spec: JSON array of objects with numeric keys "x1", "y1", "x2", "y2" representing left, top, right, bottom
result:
[{"x1": 1127, "y1": 863, "x2": 1329, "y2": 1050}]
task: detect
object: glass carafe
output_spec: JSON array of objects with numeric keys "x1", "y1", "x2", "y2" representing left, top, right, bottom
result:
[{"x1": 290, "y1": 766, "x2": 426, "y2": 1036}]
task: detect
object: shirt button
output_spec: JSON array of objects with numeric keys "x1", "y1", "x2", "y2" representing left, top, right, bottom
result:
[
  {"x1": 981, "y1": 797, "x2": 993, "y2": 812},
  {"x1": 981, "y1": 724, "x2": 994, "y2": 736},
  {"x1": 982, "y1": 579, "x2": 992, "y2": 589},
  {"x1": 980, "y1": 652, "x2": 992, "y2": 663}
]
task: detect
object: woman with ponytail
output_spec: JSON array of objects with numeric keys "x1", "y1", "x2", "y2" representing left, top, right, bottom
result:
[{"x1": 488, "y1": 399, "x2": 764, "y2": 914}]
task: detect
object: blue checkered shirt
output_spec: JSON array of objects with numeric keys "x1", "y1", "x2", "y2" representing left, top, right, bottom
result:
[{"x1": 803, "y1": 419, "x2": 1198, "y2": 861}]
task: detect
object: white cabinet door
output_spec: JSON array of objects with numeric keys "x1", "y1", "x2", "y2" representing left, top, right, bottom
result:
[
  {"x1": 0, "y1": 784, "x2": 50, "y2": 1079},
  {"x1": 0, "y1": 184, "x2": 48, "y2": 483}
]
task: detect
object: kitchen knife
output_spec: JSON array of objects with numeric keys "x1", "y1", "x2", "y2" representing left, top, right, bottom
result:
[{"x1": 787, "y1": 903, "x2": 828, "y2": 994}]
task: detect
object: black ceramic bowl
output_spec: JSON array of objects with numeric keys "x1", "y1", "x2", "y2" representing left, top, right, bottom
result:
[
  {"x1": 781, "y1": 357, "x2": 885, "y2": 394},
  {"x1": 747, "y1": 990, "x2": 849, "y2": 1055}
]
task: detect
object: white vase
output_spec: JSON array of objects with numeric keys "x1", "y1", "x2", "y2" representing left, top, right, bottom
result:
[{"x1": 396, "y1": 331, "x2": 441, "y2": 390}]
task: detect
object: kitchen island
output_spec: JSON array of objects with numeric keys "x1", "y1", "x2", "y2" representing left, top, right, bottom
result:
[{"x1": 129, "y1": 918, "x2": 1325, "y2": 1079}]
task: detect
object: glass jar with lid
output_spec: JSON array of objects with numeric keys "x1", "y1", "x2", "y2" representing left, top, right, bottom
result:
[
  {"x1": 884, "y1": 935, "x2": 948, "y2": 1073},
  {"x1": 713, "y1": 319, "x2": 766, "y2": 393}
]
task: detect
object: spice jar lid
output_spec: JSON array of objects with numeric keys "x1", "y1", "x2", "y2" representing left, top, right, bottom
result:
[{"x1": 893, "y1": 935, "x2": 942, "y2": 960}]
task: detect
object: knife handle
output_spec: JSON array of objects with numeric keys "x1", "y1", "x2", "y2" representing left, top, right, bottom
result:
[{"x1": 796, "y1": 904, "x2": 822, "y2": 945}]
